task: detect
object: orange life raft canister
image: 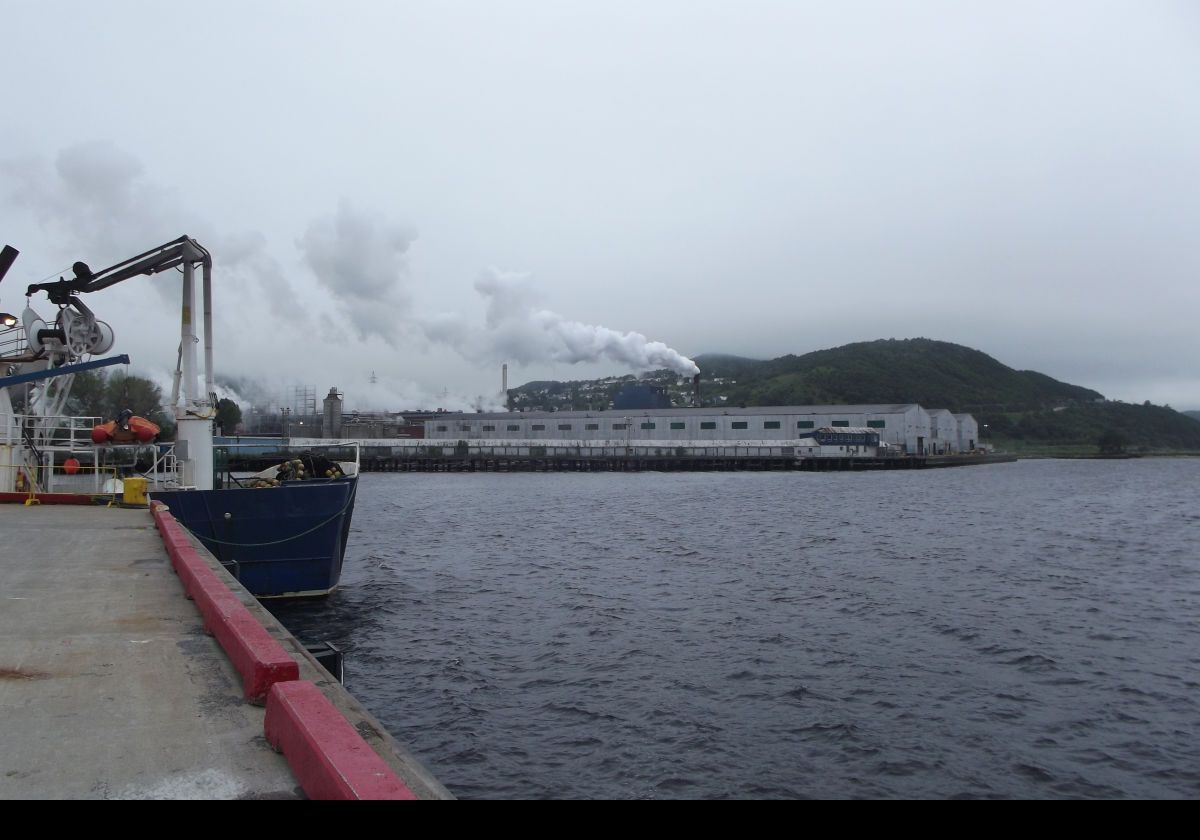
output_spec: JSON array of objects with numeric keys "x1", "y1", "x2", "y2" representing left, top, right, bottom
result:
[{"x1": 91, "y1": 415, "x2": 160, "y2": 444}]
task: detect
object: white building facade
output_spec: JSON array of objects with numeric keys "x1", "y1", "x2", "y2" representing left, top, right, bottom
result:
[
  {"x1": 954, "y1": 413, "x2": 980, "y2": 452},
  {"x1": 424, "y1": 404, "x2": 952, "y2": 454},
  {"x1": 926, "y1": 408, "x2": 962, "y2": 454}
]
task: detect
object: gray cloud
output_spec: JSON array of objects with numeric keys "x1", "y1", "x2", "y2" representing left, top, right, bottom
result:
[
  {"x1": 297, "y1": 200, "x2": 418, "y2": 346},
  {"x1": 2, "y1": 142, "x2": 308, "y2": 323},
  {"x1": 3, "y1": 141, "x2": 184, "y2": 267},
  {"x1": 4, "y1": 4, "x2": 1200, "y2": 409},
  {"x1": 216, "y1": 230, "x2": 309, "y2": 324}
]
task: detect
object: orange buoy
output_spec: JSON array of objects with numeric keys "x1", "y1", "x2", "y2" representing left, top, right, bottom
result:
[{"x1": 63, "y1": 457, "x2": 81, "y2": 475}]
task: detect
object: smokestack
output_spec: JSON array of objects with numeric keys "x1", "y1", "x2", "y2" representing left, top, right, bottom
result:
[
  {"x1": 323, "y1": 386, "x2": 343, "y2": 439},
  {"x1": 502, "y1": 362, "x2": 508, "y2": 395},
  {"x1": 693, "y1": 372, "x2": 701, "y2": 407}
]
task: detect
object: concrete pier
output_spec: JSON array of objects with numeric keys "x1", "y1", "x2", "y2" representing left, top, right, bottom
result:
[{"x1": 0, "y1": 504, "x2": 452, "y2": 800}]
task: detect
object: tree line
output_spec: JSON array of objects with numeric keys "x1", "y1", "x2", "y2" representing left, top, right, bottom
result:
[
  {"x1": 66, "y1": 370, "x2": 171, "y2": 431},
  {"x1": 24, "y1": 369, "x2": 244, "y2": 439}
]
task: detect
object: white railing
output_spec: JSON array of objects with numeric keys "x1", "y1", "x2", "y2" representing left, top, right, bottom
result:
[
  {"x1": 1, "y1": 414, "x2": 101, "y2": 493},
  {"x1": 0, "y1": 414, "x2": 101, "y2": 449},
  {"x1": 0, "y1": 326, "x2": 28, "y2": 360},
  {"x1": 0, "y1": 412, "x2": 184, "y2": 495}
]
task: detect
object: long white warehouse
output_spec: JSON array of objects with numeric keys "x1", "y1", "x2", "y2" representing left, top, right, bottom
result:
[{"x1": 423, "y1": 405, "x2": 979, "y2": 455}]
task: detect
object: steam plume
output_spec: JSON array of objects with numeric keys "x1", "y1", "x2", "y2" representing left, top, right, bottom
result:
[
  {"x1": 297, "y1": 200, "x2": 417, "y2": 346},
  {"x1": 428, "y1": 268, "x2": 699, "y2": 376},
  {"x1": 2, "y1": 141, "x2": 305, "y2": 322}
]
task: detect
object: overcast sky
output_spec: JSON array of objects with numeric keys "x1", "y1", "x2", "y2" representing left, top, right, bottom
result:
[{"x1": 2, "y1": 2, "x2": 1198, "y2": 410}]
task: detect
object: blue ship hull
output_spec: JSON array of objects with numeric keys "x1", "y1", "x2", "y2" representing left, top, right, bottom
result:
[{"x1": 150, "y1": 477, "x2": 357, "y2": 598}]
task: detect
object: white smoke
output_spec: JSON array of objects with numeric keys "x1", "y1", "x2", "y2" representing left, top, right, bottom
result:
[
  {"x1": 426, "y1": 268, "x2": 699, "y2": 376},
  {"x1": 297, "y1": 200, "x2": 417, "y2": 346},
  {"x1": 4, "y1": 143, "x2": 190, "y2": 274},
  {"x1": 2, "y1": 141, "x2": 306, "y2": 322},
  {"x1": 3, "y1": 142, "x2": 697, "y2": 405},
  {"x1": 212, "y1": 375, "x2": 265, "y2": 410},
  {"x1": 217, "y1": 230, "x2": 309, "y2": 324},
  {"x1": 214, "y1": 370, "x2": 492, "y2": 415}
]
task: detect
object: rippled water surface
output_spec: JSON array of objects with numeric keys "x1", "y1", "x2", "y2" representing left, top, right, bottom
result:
[{"x1": 269, "y1": 459, "x2": 1200, "y2": 799}]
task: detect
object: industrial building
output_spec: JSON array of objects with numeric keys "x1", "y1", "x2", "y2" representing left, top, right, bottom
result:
[
  {"x1": 309, "y1": 387, "x2": 427, "y2": 439},
  {"x1": 953, "y1": 413, "x2": 980, "y2": 453},
  {"x1": 423, "y1": 405, "x2": 980, "y2": 455},
  {"x1": 926, "y1": 408, "x2": 960, "y2": 456}
]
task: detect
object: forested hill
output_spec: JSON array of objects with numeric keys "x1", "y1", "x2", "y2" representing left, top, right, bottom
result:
[
  {"x1": 693, "y1": 339, "x2": 1102, "y2": 411},
  {"x1": 509, "y1": 338, "x2": 1102, "y2": 413}
]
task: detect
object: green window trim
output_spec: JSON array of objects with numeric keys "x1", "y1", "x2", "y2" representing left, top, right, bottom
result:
[
  {"x1": 832, "y1": 420, "x2": 850, "y2": 427},
  {"x1": 585, "y1": 423, "x2": 600, "y2": 431},
  {"x1": 764, "y1": 421, "x2": 781, "y2": 429},
  {"x1": 670, "y1": 422, "x2": 686, "y2": 430},
  {"x1": 558, "y1": 424, "x2": 572, "y2": 431},
  {"x1": 506, "y1": 424, "x2": 520, "y2": 431},
  {"x1": 640, "y1": 422, "x2": 656, "y2": 430},
  {"x1": 531, "y1": 424, "x2": 546, "y2": 431},
  {"x1": 867, "y1": 420, "x2": 886, "y2": 428},
  {"x1": 731, "y1": 421, "x2": 748, "y2": 430},
  {"x1": 700, "y1": 421, "x2": 717, "y2": 430},
  {"x1": 797, "y1": 420, "x2": 814, "y2": 429},
  {"x1": 481, "y1": 425, "x2": 495, "y2": 432}
]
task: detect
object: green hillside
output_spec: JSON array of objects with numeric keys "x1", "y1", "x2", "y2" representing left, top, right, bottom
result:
[
  {"x1": 982, "y1": 402, "x2": 1200, "y2": 454},
  {"x1": 704, "y1": 339, "x2": 1101, "y2": 410}
]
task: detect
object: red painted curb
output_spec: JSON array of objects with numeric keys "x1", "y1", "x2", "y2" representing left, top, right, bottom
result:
[
  {"x1": 0, "y1": 492, "x2": 98, "y2": 505},
  {"x1": 150, "y1": 505, "x2": 299, "y2": 703},
  {"x1": 265, "y1": 681, "x2": 418, "y2": 801}
]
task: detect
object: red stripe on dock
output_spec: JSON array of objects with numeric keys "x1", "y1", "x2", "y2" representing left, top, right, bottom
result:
[
  {"x1": 150, "y1": 504, "x2": 299, "y2": 703},
  {"x1": 0, "y1": 492, "x2": 102, "y2": 505},
  {"x1": 265, "y1": 681, "x2": 418, "y2": 801}
]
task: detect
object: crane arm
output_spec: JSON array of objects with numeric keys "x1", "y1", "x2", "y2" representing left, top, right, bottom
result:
[{"x1": 24, "y1": 236, "x2": 211, "y2": 305}]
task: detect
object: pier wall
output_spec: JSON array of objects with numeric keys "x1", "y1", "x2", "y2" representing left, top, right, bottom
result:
[
  {"x1": 0, "y1": 501, "x2": 452, "y2": 800},
  {"x1": 150, "y1": 503, "x2": 453, "y2": 800}
]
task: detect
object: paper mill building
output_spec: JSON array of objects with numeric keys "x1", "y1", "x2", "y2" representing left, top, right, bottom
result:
[{"x1": 423, "y1": 404, "x2": 980, "y2": 455}]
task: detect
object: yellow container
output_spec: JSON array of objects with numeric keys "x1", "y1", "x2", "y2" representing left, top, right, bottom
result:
[{"x1": 123, "y1": 477, "x2": 148, "y2": 505}]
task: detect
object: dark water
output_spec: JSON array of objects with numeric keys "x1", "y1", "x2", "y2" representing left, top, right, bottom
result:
[{"x1": 269, "y1": 459, "x2": 1200, "y2": 799}]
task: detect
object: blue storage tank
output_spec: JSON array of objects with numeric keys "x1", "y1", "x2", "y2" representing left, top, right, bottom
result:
[{"x1": 612, "y1": 384, "x2": 672, "y2": 410}]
